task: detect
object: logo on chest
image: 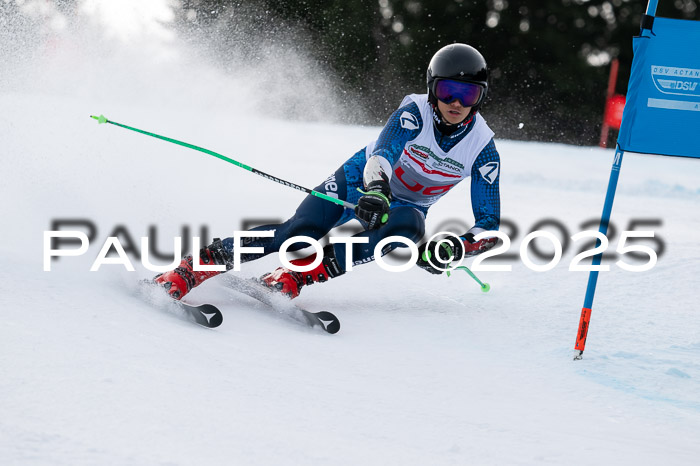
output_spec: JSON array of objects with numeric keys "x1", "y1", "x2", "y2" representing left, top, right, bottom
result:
[{"x1": 405, "y1": 144, "x2": 464, "y2": 178}]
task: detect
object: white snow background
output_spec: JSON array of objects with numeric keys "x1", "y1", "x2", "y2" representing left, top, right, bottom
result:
[{"x1": 1, "y1": 2, "x2": 699, "y2": 465}]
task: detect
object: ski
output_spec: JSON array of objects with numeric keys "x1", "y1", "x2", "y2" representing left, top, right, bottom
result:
[
  {"x1": 177, "y1": 302, "x2": 223, "y2": 328},
  {"x1": 138, "y1": 280, "x2": 223, "y2": 328},
  {"x1": 220, "y1": 274, "x2": 340, "y2": 334}
]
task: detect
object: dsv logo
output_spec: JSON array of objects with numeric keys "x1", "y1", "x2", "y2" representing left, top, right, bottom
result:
[
  {"x1": 657, "y1": 80, "x2": 698, "y2": 92},
  {"x1": 651, "y1": 65, "x2": 700, "y2": 97}
]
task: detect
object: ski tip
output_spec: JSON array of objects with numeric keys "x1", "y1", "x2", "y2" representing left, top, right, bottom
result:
[
  {"x1": 314, "y1": 311, "x2": 340, "y2": 334},
  {"x1": 90, "y1": 114, "x2": 108, "y2": 124},
  {"x1": 188, "y1": 303, "x2": 223, "y2": 328}
]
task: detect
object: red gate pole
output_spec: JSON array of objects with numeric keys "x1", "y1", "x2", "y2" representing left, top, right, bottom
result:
[{"x1": 599, "y1": 58, "x2": 620, "y2": 148}]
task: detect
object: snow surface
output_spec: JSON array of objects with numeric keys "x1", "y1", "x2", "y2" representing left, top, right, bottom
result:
[{"x1": 2, "y1": 4, "x2": 700, "y2": 465}]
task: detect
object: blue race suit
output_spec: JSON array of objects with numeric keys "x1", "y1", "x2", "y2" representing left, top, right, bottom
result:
[{"x1": 221, "y1": 96, "x2": 500, "y2": 270}]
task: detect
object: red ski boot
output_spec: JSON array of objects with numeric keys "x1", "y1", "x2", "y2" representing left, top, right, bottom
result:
[
  {"x1": 260, "y1": 245, "x2": 344, "y2": 298},
  {"x1": 154, "y1": 239, "x2": 232, "y2": 300}
]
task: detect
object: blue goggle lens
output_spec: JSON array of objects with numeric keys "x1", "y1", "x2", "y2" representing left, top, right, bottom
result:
[{"x1": 434, "y1": 79, "x2": 483, "y2": 107}]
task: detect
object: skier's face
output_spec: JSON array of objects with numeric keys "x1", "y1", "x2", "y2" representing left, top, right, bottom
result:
[{"x1": 437, "y1": 99, "x2": 471, "y2": 125}]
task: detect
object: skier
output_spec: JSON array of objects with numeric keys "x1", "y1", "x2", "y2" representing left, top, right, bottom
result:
[{"x1": 154, "y1": 43, "x2": 501, "y2": 300}]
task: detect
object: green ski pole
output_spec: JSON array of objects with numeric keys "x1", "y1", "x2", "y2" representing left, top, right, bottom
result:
[
  {"x1": 90, "y1": 114, "x2": 357, "y2": 210},
  {"x1": 446, "y1": 265, "x2": 490, "y2": 292}
]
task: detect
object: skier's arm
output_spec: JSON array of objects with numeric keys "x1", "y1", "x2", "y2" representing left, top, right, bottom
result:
[
  {"x1": 455, "y1": 139, "x2": 501, "y2": 258},
  {"x1": 355, "y1": 101, "x2": 423, "y2": 229},
  {"x1": 469, "y1": 138, "x2": 500, "y2": 234},
  {"x1": 416, "y1": 139, "x2": 501, "y2": 274},
  {"x1": 369, "y1": 101, "x2": 423, "y2": 168},
  {"x1": 354, "y1": 156, "x2": 393, "y2": 229}
]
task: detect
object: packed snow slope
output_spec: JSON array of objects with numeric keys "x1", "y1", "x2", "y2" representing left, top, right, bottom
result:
[
  {"x1": 2, "y1": 4, "x2": 700, "y2": 465},
  {"x1": 2, "y1": 92, "x2": 700, "y2": 465}
]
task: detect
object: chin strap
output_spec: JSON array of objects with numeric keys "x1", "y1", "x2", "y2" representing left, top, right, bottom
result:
[{"x1": 429, "y1": 102, "x2": 474, "y2": 135}]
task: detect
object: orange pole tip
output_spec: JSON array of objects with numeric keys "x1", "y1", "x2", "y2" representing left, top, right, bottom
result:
[{"x1": 575, "y1": 307, "x2": 592, "y2": 352}]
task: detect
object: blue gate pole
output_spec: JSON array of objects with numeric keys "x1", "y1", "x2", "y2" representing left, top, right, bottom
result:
[
  {"x1": 574, "y1": 0, "x2": 659, "y2": 360},
  {"x1": 646, "y1": 0, "x2": 659, "y2": 15},
  {"x1": 574, "y1": 147, "x2": 625, "y2": 360}
]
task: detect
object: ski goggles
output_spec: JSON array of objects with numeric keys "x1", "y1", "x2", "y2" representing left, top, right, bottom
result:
[{"x1": 433, "y1": 79, "x2": 484, "y2": 107}]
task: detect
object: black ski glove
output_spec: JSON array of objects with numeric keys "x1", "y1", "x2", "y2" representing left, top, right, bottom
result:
[
  {"x1": 355, "y1": 180, "x2": 391, "y2": 230},
  {"x1": 416, "y1": 236, "x2": 466, "y2": 274}
]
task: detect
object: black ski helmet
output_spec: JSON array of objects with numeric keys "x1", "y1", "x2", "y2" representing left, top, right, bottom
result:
[{"x1": 426, "y1": 43, "x2": 489, "y2": 116}]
